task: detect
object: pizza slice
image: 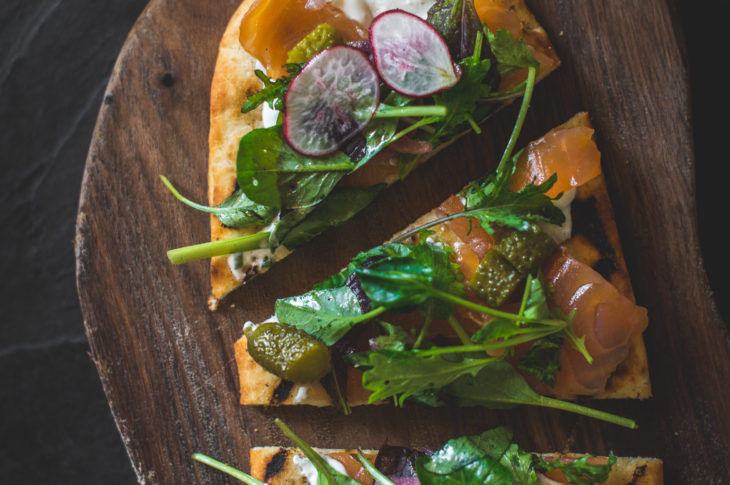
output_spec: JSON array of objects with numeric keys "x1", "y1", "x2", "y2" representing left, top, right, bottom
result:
[
  {"x1": 162, "y1": 0, "x2": 560, "y2": 310},
  {"x1": 194, "y1": 420, "x2": 663, "y2": 484},
  {"x1": 232, "y1": 112, "x2": 651, "y2": 427}
]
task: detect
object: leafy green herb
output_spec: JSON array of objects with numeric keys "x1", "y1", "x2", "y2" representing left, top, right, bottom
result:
[
  {"x1": 241, "y1": 64, "x2": 301, "y2": 113},
  {"x1": 275, "y1": 286, "x2": 386, "y2": 346},
  {"x1": 427, "y1": 0, "x2": 484, "y2": 61},
  {"x1": 415, "y1": 427, "x2": 535, "y2": 485},
  {"x1": 445, "y1": 360, "x2": 637, "y2": 428},
  {"x1": 486, "y1": 28, "x2": 540, "y2": 78},
  {"x1": 536, "y1": 452, "x2": 617, "y2": 485},
  {"x1": 518, "y1": 331, "x2": 564, "y2": 387},
  {"x1": 270, "y1": 184, "x2": 386, "y2": 250},
  {"x1": 355, "y1": 240, "x2": 465, "y2": 317},
  {"x1": 351, "y1": 350, "x2": 498, "y2": 405},
  {"x1": 236, "y1": 126, "x2": 355, "y2": 209},
  {"x1": 160, "y1": 176, "x2": 278, "y2": 229},
  {"x1": 431, "y1": 30, "x2": 494, "y2": 142}
]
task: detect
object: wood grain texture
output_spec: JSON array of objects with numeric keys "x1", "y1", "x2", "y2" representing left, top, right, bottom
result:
[{"x1": 75, "y1": 1, "x2": 730, "y2": 484}]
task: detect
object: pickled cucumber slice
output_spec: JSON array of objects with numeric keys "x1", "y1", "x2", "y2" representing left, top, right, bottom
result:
[
  {"x1": 286, "y1": 23, "x2": 344, "y2": 64},
  {"x1": 469, "y1": 251, "x2": 523, "y2": 307},
  {"x1": 494, "y1": 224, "x2": 557, "y2": 275},
  {"x1": 247, "y1": 321, "x2": 332, "y2": 382}
]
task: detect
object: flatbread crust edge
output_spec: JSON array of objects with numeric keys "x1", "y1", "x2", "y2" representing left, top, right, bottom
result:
[
  {"x1": 250, "y1": 447, "x2": 664, "y2": 485},
  {"x1": 206, "y1": 0, "x2": 561, "y2": 311}
]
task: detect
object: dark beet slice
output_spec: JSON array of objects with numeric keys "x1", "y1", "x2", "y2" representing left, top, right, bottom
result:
[
  {"x1": 283, "y1": 45, "x2": 380, "y2": 157},
  {"x1": 370, "y1": 9, "x2": 461, "y2": 97}
]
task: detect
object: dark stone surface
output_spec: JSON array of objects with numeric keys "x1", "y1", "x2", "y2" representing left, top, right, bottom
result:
[{"x1": 0, "y1": 0, "x2": 723, "y2": 483}]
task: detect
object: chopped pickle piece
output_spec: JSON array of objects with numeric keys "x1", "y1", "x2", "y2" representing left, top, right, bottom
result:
[
  {"x1": 469, "y1": 251, "x2": 523, "y2": 307},
  {"x1": 247, "y1": 321, "x2": 332, "y2": 383},
  {"x1": 495, "y1": 224, "x2": 557, "y2": 275},
  {"x1": 470, "y1": 225, "x2": 557, "y2": 306},
  {"x1": 286, "y1": 23, "x2": 345, "y2": 64}
]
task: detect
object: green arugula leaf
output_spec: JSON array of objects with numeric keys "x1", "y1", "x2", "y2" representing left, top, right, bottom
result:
[
  {"x1": 241, "y1": 64, "x2": 301, "y2": 113},
  {"x1": 271, "y1": 184, "x2": 386, "y2": 250},
  {"x1": 445, "y1": 360, "x2": 637, "y2": 428},
  {"x1": 371, "y1": 321, "x2": 411, "y2": 352},
  {"x1": 350, "y1": 350, "x2": 497, "y2": 405},
  {"x1": 427, "y1": 0, "x2": 484, "y2": 61},
  {"x1": 236, "y1": 126, "x2": 355, "y2": 209},
  {"x1": 535, "y1": 452, "x2": 617, "y2": 485},
  {"x1": 355, "y1": 240, "x2": 464, "y2": 318},
  {"x1": 517, "y1": 331, "x2": 563, "y2": 387},
  {"x1": 463, "y1": 153, "x2": 565, "y2": 233},
  {"x1": 415, "y1": 427, "x2": 536, "y2": 485},
  {"x1": 315, "y1": 243, "x2": 415, "y2": 290},
  {"x1": 486, "y1": 28, "x2": 540, "y2": 78},
  {"x1": 275, "y1": 286, "x2": 384, "y2": 346},
  {"x1": 160, "y1": 176, "x2": 278, "y2": 229}
]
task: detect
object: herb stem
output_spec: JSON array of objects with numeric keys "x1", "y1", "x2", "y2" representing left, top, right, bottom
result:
[
  {"x1": 448, "y1": 315, "x2": 472, "y2": 346},
  {"x1": 523, "y1": 396, "x2": 638, "y2": 429},
  {"x1": 375, "y1": 104, "x2": 447, "y2": 118},
  {"x1": 428, "y1": 287, "x2": 565, "y2": 327},
  {"x1": 192, "y1": 453, "x2": 265, "y2": 485},
  {"x1": 497, "y1": 65, "x2": 536, "y2": 172},
  {"x1": 354, "y1": 451, "x2": 397, "y2": 485},
  {"x1": 167, "y1": 232, "x2": 270, "y2": 264}
]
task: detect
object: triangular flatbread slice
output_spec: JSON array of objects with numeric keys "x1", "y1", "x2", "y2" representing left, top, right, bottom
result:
[
  {"x1": 207, "y1": 0, "x2": 560, "y2": 310},
  {"x1": 233, "y1": 112, "x2": 651, "y2": 406}
]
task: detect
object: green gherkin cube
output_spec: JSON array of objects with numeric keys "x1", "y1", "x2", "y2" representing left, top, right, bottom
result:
[
  {"x1": 286, "y1": 23, "x2": 344, "y2": 64},
  {"x1": 495, "y1": 224, "x2": 557, "y2": 275},
  {"x1": 469, "y1": 251, "x2": 524, "y2": 307}
]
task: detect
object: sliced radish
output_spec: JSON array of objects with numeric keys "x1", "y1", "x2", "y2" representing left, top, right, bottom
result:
[
  {"x1": 283, "y1": 46, "x2": 380, "y2": 157},
  {"x1": 370, "y1": 9, "x2": 461, "y2": 97}
]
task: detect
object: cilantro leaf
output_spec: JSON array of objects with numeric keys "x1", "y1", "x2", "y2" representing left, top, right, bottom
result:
[
  {"x1": 486, "y1": 28, "x2": 539, "y2": 78},
  {"x1": 463, "y1": 152, "x2": 565, "y2": 233},
  {"x1": 350, "y1": 349, "x2": 497, "y2": 405},
  {"x1": 241, "y1": 64, "x2": 301, "y2": 113}
]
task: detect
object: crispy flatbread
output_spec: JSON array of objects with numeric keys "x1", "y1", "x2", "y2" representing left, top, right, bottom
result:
[
  {"x1": 234, "y1": 112, "x2": 651, "y2": 406},
  {"x1": 250, "y1": 446, "x2": 664, "y2": 485},
  {"x1": 207, "y1": 0, "x2": 560, "y2": 310}
]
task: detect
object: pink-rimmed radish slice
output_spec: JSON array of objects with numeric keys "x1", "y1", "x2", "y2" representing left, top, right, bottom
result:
[
  {"x1": 283, "y1": 46, "x2": 380, "y2": 157},
  {"x1": 370, "y1": 9, "x2": 461, "y2": 97}
]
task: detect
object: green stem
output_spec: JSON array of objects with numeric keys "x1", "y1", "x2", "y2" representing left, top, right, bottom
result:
[
  {"x1": 497, "y1": 65, "x2": 536, "y2": 172},
  {"x1": 375, "y1": 104, "x2": 447, "y2": 118},
  {"x1": 160, "y1": 175, "x2": 219, "y2": 215},
  {"x1": 414, "y1": 329, "x2": 560, "y2": 356},
  {"x1": 429, "y1": 287, "x2": 565, "y2": 327},
  {"x1": 465, "y1": 114, "x2": 482, "y2": 134},
  {"x1": 192, "y1": 453, "x2": 265, "y2": 485},
  {"x1": 413, "y1": 316, "x2": 433, "y2": 349},
  {"x1": 391, "y1": 115, "x2": 441, "y2": 143},
  {"x1": 354, "y1": 451, "x2": 397, "y2": 485},
  {"x1": 523, "y1": 396, "x2": 638, "y2": 429},
  {"x1": 448, "y1": 315, "x2": 472, "y2": 346},
  {"x1": 167, "y1": 232, "x2": 270, "y2": 264}
]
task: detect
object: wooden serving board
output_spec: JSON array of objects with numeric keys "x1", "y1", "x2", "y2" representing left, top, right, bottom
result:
[{"x1": 75, "y1": 1, "x2": 730, "y2": 483}]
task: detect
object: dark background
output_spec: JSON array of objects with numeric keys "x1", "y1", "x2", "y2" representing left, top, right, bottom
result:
[{"x1": 0, "y1": 1, "x2": 723, "y2": 483}]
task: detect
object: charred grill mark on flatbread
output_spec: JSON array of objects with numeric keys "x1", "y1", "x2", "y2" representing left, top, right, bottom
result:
[
  {"x1": 264, "y1": 448, "x2": 290, "y2": 480},
  {"x1": 271, "y1": 379, "x2": 295, "y2": 404},
  {"x1": 628, "y1": 464, "x2": 647, "y2": 484}
]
